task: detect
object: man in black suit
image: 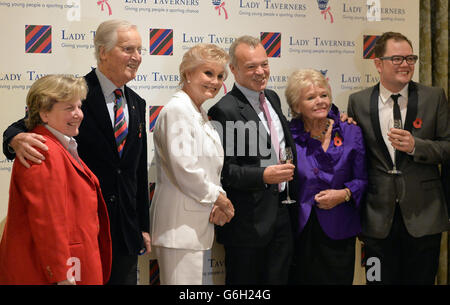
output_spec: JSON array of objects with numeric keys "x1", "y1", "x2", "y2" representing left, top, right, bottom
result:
[
  {"x1": 2, "y1": 20, "x2": 150, "y2": 285},
  {"x1": 208, "y1": 36, "x2": 296, "y2": 284},
  {"x1": 348, "y1": 32, "x2": 450, "y2": 284}
]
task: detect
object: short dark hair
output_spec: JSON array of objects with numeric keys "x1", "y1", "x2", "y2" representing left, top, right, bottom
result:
[{"x1": 374, "y1": 32, "x2": 413, "y2": 58}]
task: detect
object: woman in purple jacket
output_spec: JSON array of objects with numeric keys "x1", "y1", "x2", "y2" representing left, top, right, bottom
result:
[{"x1": 286, "y1": 69, "x2": 368, "y2": 284}]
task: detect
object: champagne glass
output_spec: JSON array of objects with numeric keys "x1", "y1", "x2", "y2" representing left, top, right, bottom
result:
[
  {"x1": 279, "y1": 147, "x2": 296, "y2": 204},
  {"x1": 387, "y1": 117, "x2": 402, "y2": 175}
]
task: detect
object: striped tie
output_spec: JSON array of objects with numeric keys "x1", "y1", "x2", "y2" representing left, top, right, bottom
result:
[{"x1": 114, "y1": 89, "x2": 128, "y2": 157}]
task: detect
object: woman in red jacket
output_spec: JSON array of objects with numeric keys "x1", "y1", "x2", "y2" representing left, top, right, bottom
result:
[{"x1": 0, "y1": 75, "x2": 112, "y2": 285}]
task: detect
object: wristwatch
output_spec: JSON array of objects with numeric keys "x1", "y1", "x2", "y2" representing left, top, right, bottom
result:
[{"x1": 344, "y1": 188, "x2": 351, "y2": 202}]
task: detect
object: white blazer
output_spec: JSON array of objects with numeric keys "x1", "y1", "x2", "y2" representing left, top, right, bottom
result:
[{"x1": 150, "y1": 90, "x2": 225, "y2": 250}]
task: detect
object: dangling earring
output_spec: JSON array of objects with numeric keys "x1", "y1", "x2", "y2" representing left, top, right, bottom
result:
[{"x1": 187, "y1": 79, "x2": 191, "y2": 84}]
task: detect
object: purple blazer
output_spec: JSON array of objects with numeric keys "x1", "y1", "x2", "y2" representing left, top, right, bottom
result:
[{"x1": 289, "y1": 105, "x2": 368, "y2": 240}]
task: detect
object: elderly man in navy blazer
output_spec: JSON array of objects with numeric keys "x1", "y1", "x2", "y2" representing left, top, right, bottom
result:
[{"x1": 2, "y1": 20, "x2": 150, "y2": 285}]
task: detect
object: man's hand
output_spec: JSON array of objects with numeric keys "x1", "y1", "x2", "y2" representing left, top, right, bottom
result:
[
  {"x1": 141, "y1": 232, "x2": 151, "y2": 254},
  {"x1": 388, "y1": 128, "x2": 415, "y2": 153},
  {"x1": 263, "y1": 163, "x2": 295, "y2": 184},
  {"x1": 340, "y1": 112, "x2": 357, "y2": 125},
  {"x1": 9, "y1": 132, "x2": 48, "y2": 168}
]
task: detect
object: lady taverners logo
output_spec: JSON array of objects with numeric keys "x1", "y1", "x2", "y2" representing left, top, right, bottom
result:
[
  {"x1": 317, "y1": 0, "x2": 333, "y2": 23},
  {"x1": 212, "y1": 0, "x2": 228, "y2": 20},
  {"x1": 97, "y1": 0, "x2": 112, "y2": 16}
]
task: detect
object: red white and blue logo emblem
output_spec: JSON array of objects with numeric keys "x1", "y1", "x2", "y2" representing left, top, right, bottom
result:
[
  {"x1": 149, "y1": 106, "x2": 164, "y2": 132},
  {"x1": 25, "y1": 25, "x2": 52, "y2": 54},
  {"x1": 97, "y1": 0, "x2": 112, "y2": 16},
  {"x1": 150, "y1": 29, "x2": 173, "y2": 56},
  {"x1": 212, "y1": 0, "x2": 228, "y2": 20},
  {"x1": 317, "y1": 0, "x2": 333, "y2": 23},
  {"x1": 363, "y1": 35, "x2": 380, "y2": 59},
  {"x1": 261, "y1": 32, "x2": 281, "y2": 58}
]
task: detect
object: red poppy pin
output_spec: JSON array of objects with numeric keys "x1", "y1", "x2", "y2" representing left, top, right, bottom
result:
[
  {"x1": 334, "y1": 132, "x2": 343, "y2": 147},
  {"x1": 413, "y1": 118, "x2": 422, "y2": 129}
]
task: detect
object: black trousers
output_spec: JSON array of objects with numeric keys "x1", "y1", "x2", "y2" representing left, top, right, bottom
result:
[
  {"x1": 289, "y1": 208, "x2": 356, "y2": 285},
  {"x1": 224, "y1": 204, "x2": 293, "y2": 285},
  {"x1": 107, "y1": 253, "x2": 138, "y2": 285},
  {"x1": 362, "y1": 205, "x2": 442, "y2": 285}
]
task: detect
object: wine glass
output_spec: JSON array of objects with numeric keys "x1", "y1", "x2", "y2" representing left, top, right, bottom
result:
[
  {"x1": 279, "y1": 147, "x2": 296, "y2": 204},
  {"x1": 387, "y1": 117, "x2": 402, "y2": 175}
]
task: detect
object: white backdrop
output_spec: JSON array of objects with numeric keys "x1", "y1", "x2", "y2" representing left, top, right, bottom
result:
[{"x1": 0, "y1": 0, "x2": 420, "y2": 284}]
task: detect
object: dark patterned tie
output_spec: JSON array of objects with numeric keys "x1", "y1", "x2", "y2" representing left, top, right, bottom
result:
[
  {"x1": 391, "y1": 94, "x2": 402, "y2": 165},
  {"x1": 114, "y1": 89, "x2": 128, "y2": 157}
]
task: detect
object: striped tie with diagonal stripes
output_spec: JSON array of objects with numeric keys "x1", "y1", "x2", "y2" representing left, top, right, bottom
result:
[{"x1": 114, "y1": 89, "x2": 128, "y2": 157}]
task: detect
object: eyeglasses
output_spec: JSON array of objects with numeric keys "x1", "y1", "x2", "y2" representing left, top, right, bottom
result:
[
  {"x1": 379, "y1": 55, "x2": 418, "y2": 65},
  {"x1": 119, "y1": 46, "x2": 143, "y2": 55}
]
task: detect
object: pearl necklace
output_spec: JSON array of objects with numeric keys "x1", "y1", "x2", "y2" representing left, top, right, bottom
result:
[{"x1": 309, "y1": 119, "x2": 330, "y2": 140}]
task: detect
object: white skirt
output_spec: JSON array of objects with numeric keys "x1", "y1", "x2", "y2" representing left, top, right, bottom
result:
[{"x1": 154, "y1": 246, "x2": 205, "y2": 285}]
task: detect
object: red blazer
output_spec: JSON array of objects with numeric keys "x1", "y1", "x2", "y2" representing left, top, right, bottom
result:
[{"x1": 0, "y1": 125, "x2": 112, "y2": 284}]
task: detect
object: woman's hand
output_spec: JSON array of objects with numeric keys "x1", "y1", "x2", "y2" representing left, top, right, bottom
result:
[
  {"x1": 314, "y1": 189, "x2": 348, "y2": 210},
  {"x1": 57, "y1": 278, "x2": 76, "y2": 285},
  {"x1": 213, "y1": 193, "x2": 234, "y2": 220},
  {"x1": 209, "y1": 205, "x2": 231, "y2": 226},
  {"x1": 210, "y1": 193, "x2": 234, "y2": 225}
]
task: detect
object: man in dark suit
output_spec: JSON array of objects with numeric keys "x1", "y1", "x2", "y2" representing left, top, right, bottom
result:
[
  {"x1": 347, "y1": 32, "x2": 450, "y2": 284},
  {"x1": 208, "y1": 36, "x2": 296, "y2": 284},
  {"x1": 2, "y1": 20, "x2": 150, "y2": 285}
]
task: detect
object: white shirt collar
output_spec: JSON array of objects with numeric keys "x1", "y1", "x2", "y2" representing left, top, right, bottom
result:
[
  {"x1": 95, "y1": 68, "x2": 125, "y2": 98},
  {"x1": 379, "y1": 82, "x2": 409, "y2": 104},
  {"x1": 235, "y1": 82, "x2": 262, "y2": 107},
  {"x1": 44, "y1": 124, "x2": 77, "y2": 152}
]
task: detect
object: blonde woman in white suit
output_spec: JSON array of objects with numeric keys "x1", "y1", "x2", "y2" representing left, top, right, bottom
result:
[{"x1": 150, "y1": 44, "x2": 235, "y2": 285}]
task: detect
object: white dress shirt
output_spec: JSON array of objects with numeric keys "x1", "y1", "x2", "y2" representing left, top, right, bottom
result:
[
  {"x1": 95, "y1": 68, "x2": 129, "y2": 127},
  {"x1": 235, "y1": 82, "x2": 286, "y2": 191},
  {"x1": 378, "y1": 83, "x2": 409, "y2": 163},
  {"x1": 44, "y1": 124, "x2": 80, "y2": 164}
]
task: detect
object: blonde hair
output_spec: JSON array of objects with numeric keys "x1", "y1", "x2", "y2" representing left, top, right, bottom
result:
[
  {"x1": 25, "y1": 74, "x2": 88, "y2": 130},
  {"x1": 285, "y1": 69, "x2": 332, "y2": 118},
  {"x1": 94, "y1": 19, "x2": 137, "y2": 63},
  {"x1": 179, "y1": 43, "x2": 230, "y2": 86}
]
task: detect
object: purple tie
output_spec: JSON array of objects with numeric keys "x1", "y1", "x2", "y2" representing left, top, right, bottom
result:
[{"x1": 259, "y1": 92, "x2": 280, "y2": 162}]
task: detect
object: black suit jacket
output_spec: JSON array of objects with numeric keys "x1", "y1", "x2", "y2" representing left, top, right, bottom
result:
[
  {"x1": 3, "y1": 69, "x2": 149, "y2": 255},
  {"x1": 208, "y1": 85, "x2": 296, "y2": 247},
  {"x1": 348, "y1": 81, "x2": 450, "y2": 238}
]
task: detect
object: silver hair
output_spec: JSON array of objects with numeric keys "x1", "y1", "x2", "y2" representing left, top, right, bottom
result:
[{"x1": 94, "y1": 20, "x2": 137, "y2": 63}]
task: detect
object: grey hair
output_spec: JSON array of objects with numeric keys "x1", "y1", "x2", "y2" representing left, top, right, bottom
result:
[
  {"x1": 229, "y1": 35, "x2": 262, "y2": 67},
  {"x1": 94, "y1": 19, "x2": 137, "y2": 63}
]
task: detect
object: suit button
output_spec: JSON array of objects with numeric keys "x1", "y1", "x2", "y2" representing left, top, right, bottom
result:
[
  {"x1": 109, "y1": 195, "x2": 116, "y2": 203},
  {"x1": 117, "y1": 169, "x2": 122, "y2": 174}
]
